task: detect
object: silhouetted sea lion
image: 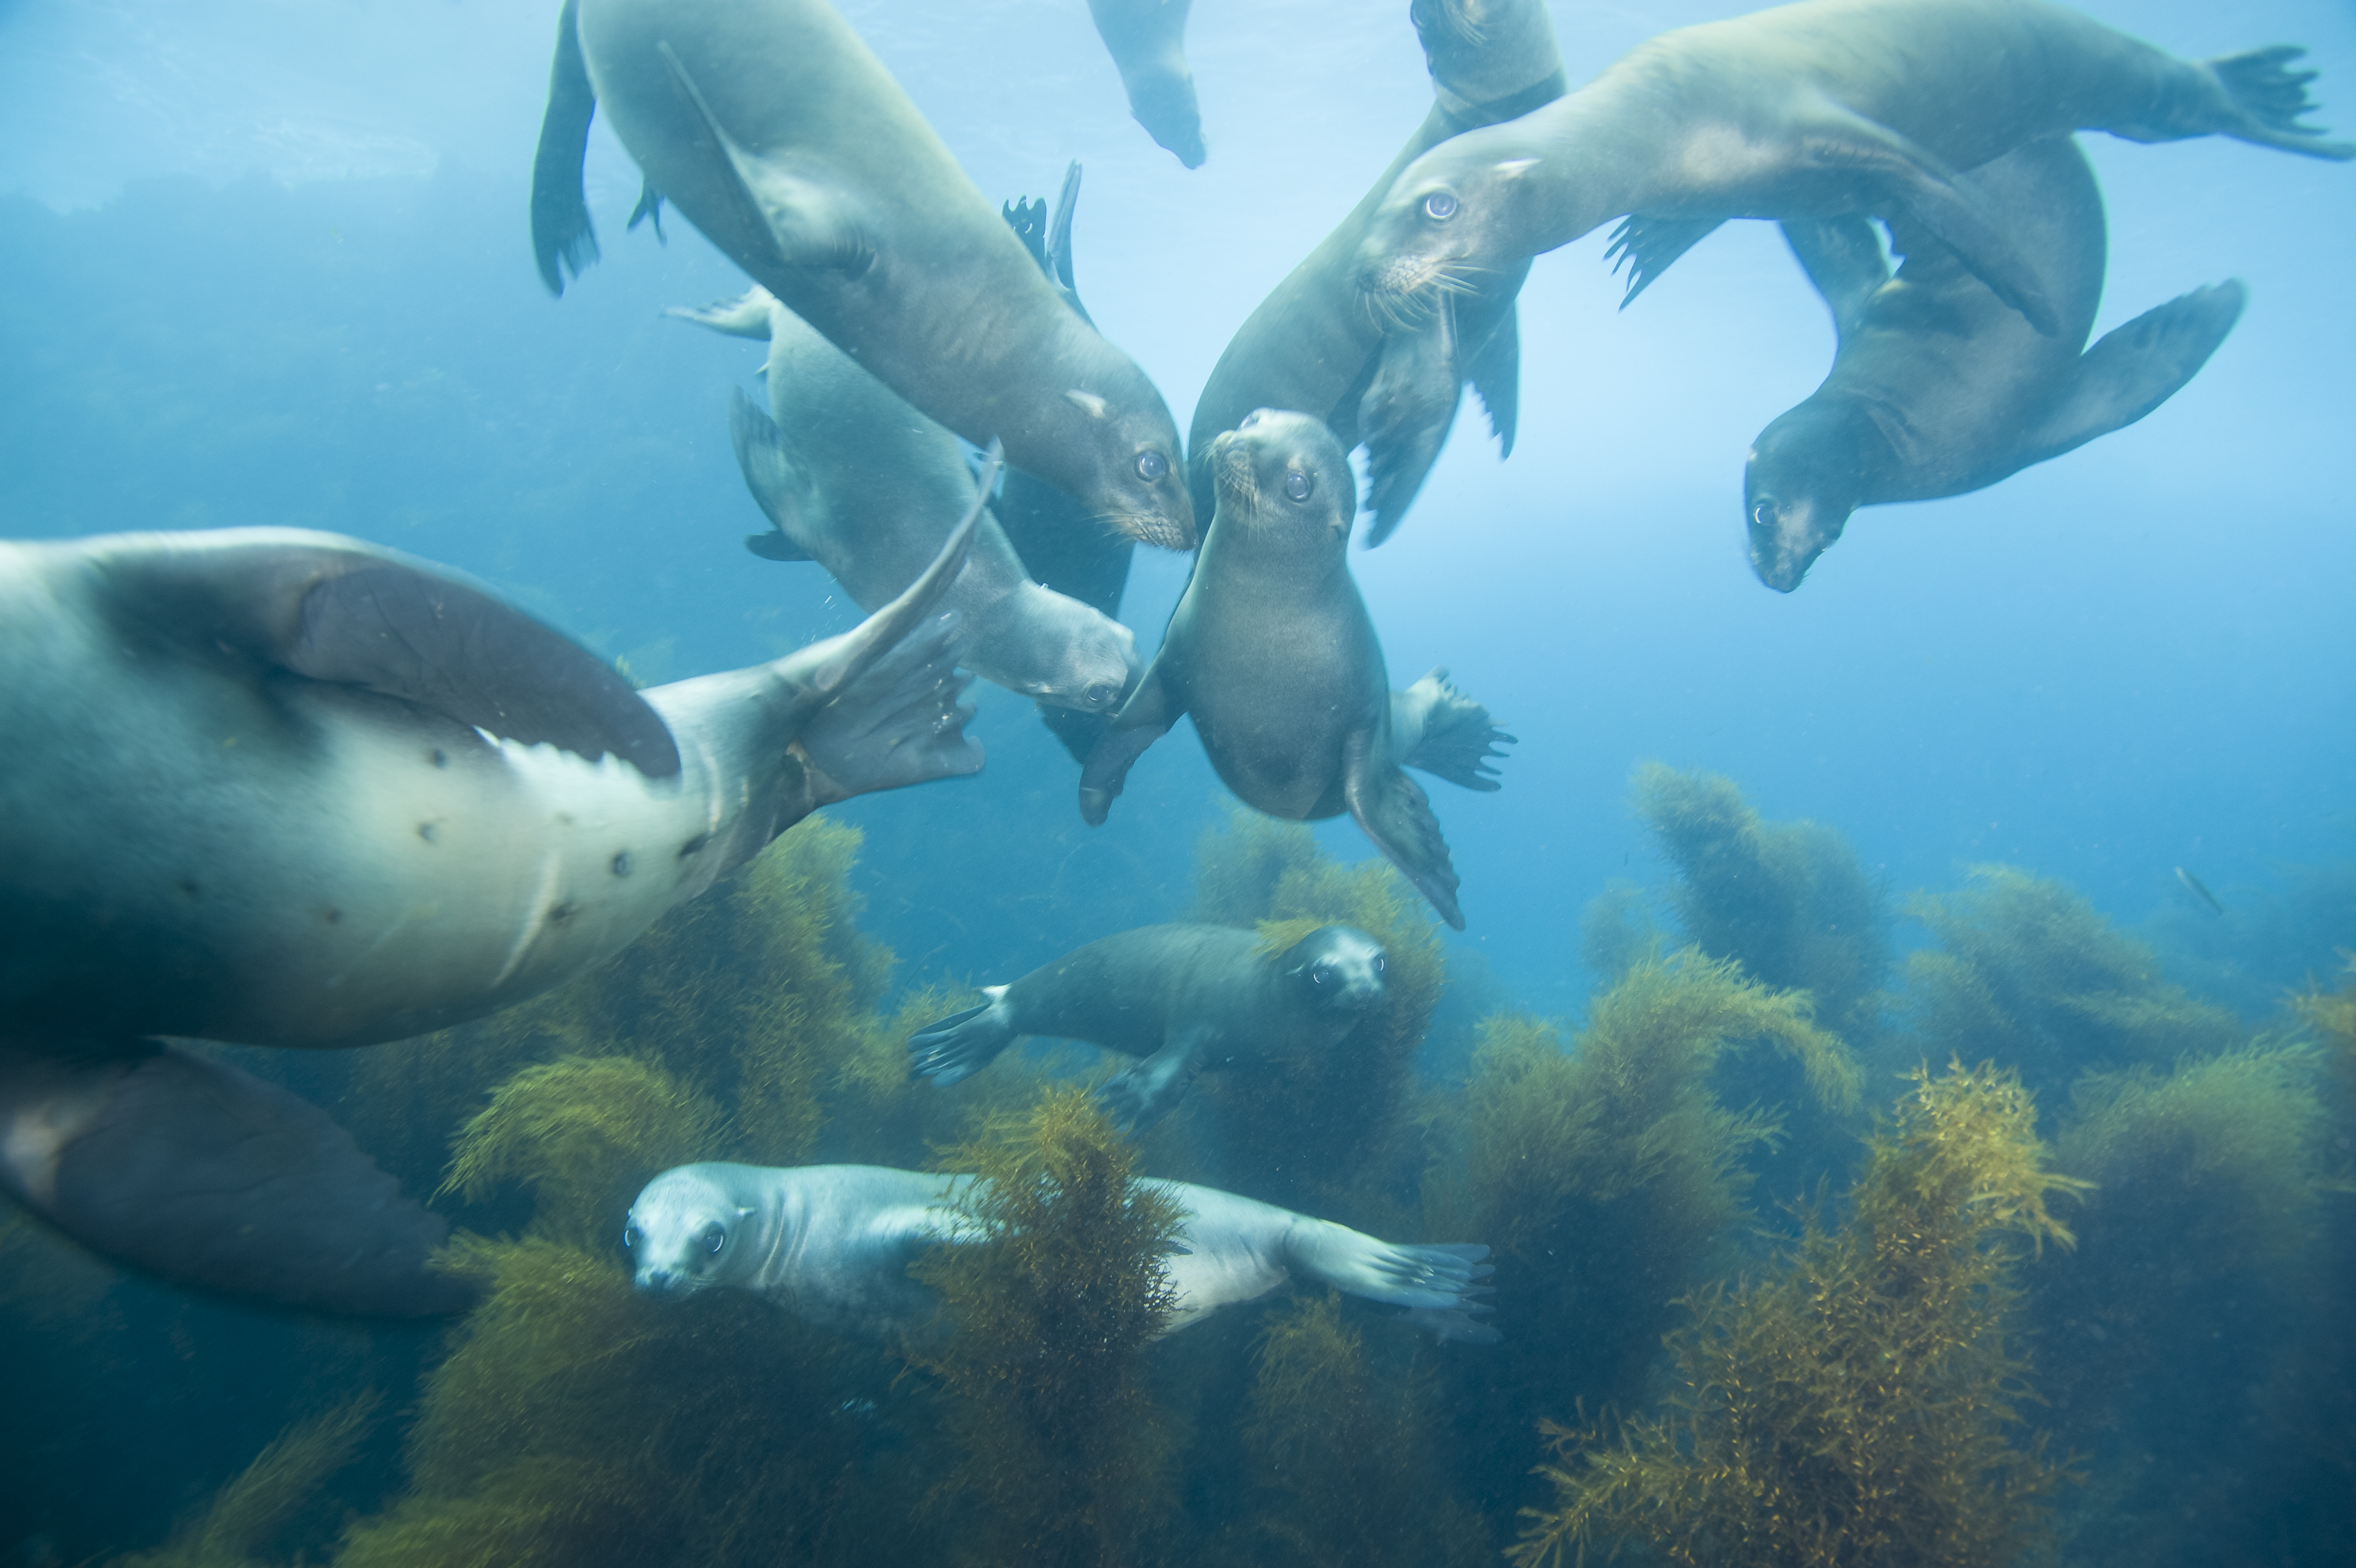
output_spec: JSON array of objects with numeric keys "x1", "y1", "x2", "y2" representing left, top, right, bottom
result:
[
  {"x1": 1079, "y1": 411, "x2": 1511, "y2": 930},
  {"x1": 1190, "y1": 0, "x2": 1567, "y2": 543},
  {"x1": 671, "y1": 284, "x2": 1139, "y2": 716},
  {"x1": 1357, "y1": 0, "x2": 2351, "y2": 339},
  {"x1": 0, "y1": 495, "x2": 987, "y2": 1316},
  {"x1": 1750, "y1": 136, "x2": 2246, "y2": 591},
  {"x1": 907, "y1": 923, "x2": 1388, "y2": 1131},
  {"x1": 530, "y1": 0, "x2": 1194, "y2": 549},
  {"x1": 627, "y1": 1160, "x2": 1499, "y2": 1343},
  {"x1": 1087, "y1": 0, "x2": 1205, "y2": 168}
]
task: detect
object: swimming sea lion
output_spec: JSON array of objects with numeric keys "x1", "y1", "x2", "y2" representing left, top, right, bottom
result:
[
  {"x1": 1079, "y1": 411, "x2": 1512, "y2": 930},
  {"x1": 1750, "y1": 136, "x2": 2247, "y2": 591},
  {"x1": 670, "y1": 284, "x2": 1138, "y2": 717},
  {"x1": 1190, "y1": 0, "x2": 1566, "y2": 543},
  {"x1": 530, "y1": 0, "x2": 1194, "y2": 549},
  {"x1": 626, "y1": 1160, "x2": 1499, "y2": 1343},
  {"x1": 1357, "y1": 0, "x2": 2351, "y2": 340},
  {"x1": 0, "y1": 490, "x2": 987, "y2": 1314},
  {"x1": 1087, "y1": 0, "x2": 1205, "y2": 168},
  {"x1": 906, "y1": 923, "x2": 1388, "y2": 1131}
]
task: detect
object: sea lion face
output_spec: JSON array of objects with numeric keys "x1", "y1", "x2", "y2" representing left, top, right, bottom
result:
[
  {"x1": 1069, "y1": 386, "x2": 1195, "y2": 550},
  {"x1": 1283, "y1": 926, "x2": 1388, "y2": 1015},
  {"x1": 1206, "y1": 410, "x2": 1356, "y2": 539},
  {"x1": 625, "y1": 1168, "x2": 756, "y2": 1299},
  {"x1": 1743, "y1": 404, "x2": 1871, "y2": 593},
  {"x1": 1355, "y1": 144, "x2": 1531, "y2": 307}
]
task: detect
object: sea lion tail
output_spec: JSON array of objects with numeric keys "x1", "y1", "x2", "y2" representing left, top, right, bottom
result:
[
  {"x1": 529, "y1": 0, "x2": 600, "y2": 296},
  {"x1": 2204, "y1": 46, "x2": 2356, "y2": 160},
  {"x1": 1393, "y1": 669, "x2": 1514, "y2": 793},
  {"x1": 1287, "y1": 1223, "x2": 1500, "y2": 1343},
  {"x1": 0, "y1": 1045, "x2": 476, "y2": 1318},
  {"x1": 906, "y1": 988, "x2": 1016, "y2": 1087}
]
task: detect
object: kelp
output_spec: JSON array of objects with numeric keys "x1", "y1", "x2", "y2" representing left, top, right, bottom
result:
[
  {"x1": 109, "y1": 1392, "x2": 380, "y2": 1568},
  {"x1": 1232, "y1": 1291, "x2": 1490, "y2": 1568},
  {"x1": 1577, "y1": 879, "x2": 1663, "y2": 989},
  {"x1": 1513, "y1": 1061, "x2": 2083, "y2": 1568},
  {"x1": 1631, "y1": 764, "x2": 1889, "y2": 1044},
  {"x1": 1428, "y1": 949, "x2": 1860, "y2": 1515},
  {"x1": 911, "y1": 1087, "x2": 1183, "y2": 1568},
  {"x1": 1905, "y1": 865, "x2": 2240, "y2": 1106}
]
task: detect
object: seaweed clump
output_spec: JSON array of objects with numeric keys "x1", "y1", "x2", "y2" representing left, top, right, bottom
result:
[
  {"x1": 107, "y1": 1392, "x2": 379, "y2": 1568},
  {"x1": 1513, "y1": 1061, "x2": 2083, "y2": 1568},
  {"x1": 912, "y1": 1087, "x2": 1184, "y2": 1568}
]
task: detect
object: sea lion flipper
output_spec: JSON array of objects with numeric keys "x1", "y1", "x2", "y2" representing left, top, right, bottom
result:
[
  {"x1": 795, "y1": 611, "x2": 984, "y2": 804},
  {"x1": 728, "y1": 388, "x2": 826, "y2": 563},
  {"x1": 1046, "y1": 161, "x2": 1085, "y2": 296},
  {"x1": 656, "y1": 43, "x2": 877, "y2": 276},
  {"x1": 1463, "y1": 296, "x2": 1521, "y2": 457},
  {"x1": 1285, "y1": 1222, "x2": 1498, "y2": 1341},
  {"x1": 1342, "y1": 730, "x2": 1465, "y2": 930},
  {"x1": 1604, "y1": 214, "x2": 1725, "y2": 307},
  {"x1": 0, "y1": 1047, "x2": 474, "y2": 1318},
  {"x1": 1096, "y1": 1032, "x2": 1209, "y2": 1132},
  {"x1": 1781, "y1": 216, "x2": 1891, "y2": 343},
  {"x1": 2201, "y1": 46, "x2": 2356, "y2": 161},
  {"x1": 627, "y1": 178, "x2": 667, "y2": 243},
  {"x1": 1359, "y1": 314, "x2": 1462, "y2": 546},
  {"x1": 1077, "y1": 718, "x2": 1168, "y2": 827},
  {"x1": 1392, "y1": 669, "x2": 1513, "y2": 792},
  {"x1": 907, "y1": 991, "x2": 1017, "y2": 1087},
  {"x1": 664, "y1": 286, "x2": 780, "y2": 340},
  {"x1": 529, "y1": 0, "x2": 599, "y2": 296},
  {"x1": 2028, "y1": 280, "x2": 2248, "y2": 464}
]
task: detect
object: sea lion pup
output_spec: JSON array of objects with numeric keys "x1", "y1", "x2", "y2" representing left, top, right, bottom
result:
[
  {"x1": 1749, "y1": 136, "x2": 2247, "y2": 592},
  {"x1": 1079, "y1": 411, "x2": 1512, "y2": 930},
  {"x1": 907, "y1": 923, "x2": 1388, "y2": 1131},
  {"x1": 529, "y1": 0, "x2": 1194, "y2": 550},
  {"x1": 1357, "y1": 0, "x2": 2352, "y2": 341},
  {"x1": 1190, "y1": 0, "x2": 1567, "y2": 544},
  {"x1": 0, "y1": 490, "x2": 989, "y2": 1316},
  {"x1": 626, "y1": 1161, "x2": 1499, "y2": 1343},
  {"x1": 669, "y1": 284, "x2": 1138, "y2": 718},
  {"x1": 1087, "y1": 0, "x2": 1205, "y2": 169}
]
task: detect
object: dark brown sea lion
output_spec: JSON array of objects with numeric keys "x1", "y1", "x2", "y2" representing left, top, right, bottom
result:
[
  {"x1": 1079, "y1": 411, "x2": 1512, "y2": 930},
  {"x1": 529, "y1": 0, "x2": 1194, "y2": 549}
]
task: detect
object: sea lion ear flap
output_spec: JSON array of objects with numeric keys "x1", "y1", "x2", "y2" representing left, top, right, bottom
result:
[
  {"x1": 1065, "y1": 389, "x2": 1112, "y2": 420},
  {"x1": 0, "y1": 1047, "x2": 475, "y2": 1318}
]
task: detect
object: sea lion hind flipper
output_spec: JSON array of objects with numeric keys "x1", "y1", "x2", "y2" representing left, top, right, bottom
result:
[
  {"x1": 728, "y1": 388, "x2": 825, "y2": 562},
  {"x1": 1047, "y1": 161, "x2": 1085, "y2": 295},
  {"x1": 796, "y1": 609, "x2": 983, "y2": 802},
  {"x1": 1604, "y1": 214, "x2": 1725, "y2": 307},
  {"x1": 2197, "y1": 47, "x2": 2356, "y2": 160},
  {"x1": 1392, "y1": 669, "x2": 1513, "y2": 792},
  {"x1": 1781, "y1": 217, "x2": 1890, "y2": 342},
  {"x1": 1286, "y1": 1222, "x2": 1497, "y2": 1332},
  {"x1": 529, "y1": 0, "x2": 598, "y2": 296},
  {"x1": 1796, "y1": 106, "x2": 2062, "y2": 338},
  {"x1": 0, "y1": 1047, "x2": 474, "y2": 1318},
  {"x1": 664, "y1": 286, "x2": 779, "y2": 340},
  {"x1": 1464, "y1": 296, "x2": 1520, "y2": 457},
  {"x1": 1342, "y1": 732, "x2": 1465, "y2": 930},
  {"x1": 627, "y1": 178, "x2": 667, "y2": 243},
  {"x1": 1359, "y1": 316, "x2": 1462, "y2": 546},
  {"x1": 907, "y1": 991, "x2": 1016, "y2": 1087},
  {"x1": 1096, "y1": 1033, "x2": 1208, "y2": 1133},
  {"x1": 656, "y1": 43, "x2": 877, "y2": 276},
  {"x1": 2027, "y1": 280, "x2": 2248, "y2": 465}
]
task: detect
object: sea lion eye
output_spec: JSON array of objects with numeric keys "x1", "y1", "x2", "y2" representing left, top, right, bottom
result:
[
  {"x1": 1312, "y1": 964, "x2": 1330, "y2": 985},
  {"x1": 1751, "y1": 500, "x2": 1777, "y2": 529},
  {"x1": 1374, "y1": 954, "x2": 1385, "y2": 972},
  {"x1": 699, "y1": 1223, "x2": 726, "y2": 1254},
  {"x1": 623, "y1": 1223, "x2": 642, "y2": 1251},
  {"x1": 1083, "y1": 682, "x2": 1117, "y2": 708},
  {"x1": 1285, "y1": 471, "x2": 1314, "y2": 502},
  {"x1": 1423, "y1": 190, "x2": 1458, "y2": 222},
  {"x1": 1136, "y1": 450, "x2": 1169, "y2": 482}
]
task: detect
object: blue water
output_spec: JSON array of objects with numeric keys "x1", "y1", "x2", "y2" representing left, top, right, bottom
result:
[{"x1": 3, "y1": 1, "x2": 2351, "y2": 1563}]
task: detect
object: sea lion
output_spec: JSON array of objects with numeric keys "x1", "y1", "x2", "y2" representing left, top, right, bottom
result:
[
  {"x1": 1190, "y1": 0, "x2": 1566, "y2": 543},
  {"x1": 1356, "y1": 0, "x2": 2351, "y2": 340},
  {"x1": 1750, "y1": 136, "x2": 2247, "y2": 591},
  {"x1": 906, "y1": 923, "x2": 1388, "y2": 1131},
  {"x1": 1079, "y1": 411, "x2": 1512, "y2": 930},
  {"x1": 0, "y1": 489, "x2": 987, "y2": 1315},
  {"x1": 1087, "y1": 0, "x2": 1205, "y2": 168},
  {"x1": 670, "y1": 284, "x2": 1139, "y2": 717},
  {"x1": 626, "y1": 1160, "x2": 1499, "y2": 1343},
  {"x1": 530, "y1": 0, "x2": 1194, "y2": 549}
]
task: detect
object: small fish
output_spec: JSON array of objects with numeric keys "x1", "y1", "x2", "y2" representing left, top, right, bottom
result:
[{"x1": 2175, "y1": 866, "x2": 2225, "y2": 916}]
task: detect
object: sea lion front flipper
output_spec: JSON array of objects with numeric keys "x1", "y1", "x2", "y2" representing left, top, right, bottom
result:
[
  {"x1": 1078, "y1": 658, "x2": 1178, "y2": 824},
  {"x1": 728, "y1": 388, "x2": 825, "y2": 563},
  {"x1": 656, "y1": 43, "x2": 877, "y2": 276},
  {"x1": 795, "y1": 609, "x2": 983, "y2": 803},
  {"x1": 907, "y1": 988, "x2": 1017, "y2": 1087},
  {"x1": 1463, "y1": 294, "x2": 1521, "y2": 457},
  {"x1": 1390, "y1": 668, "x2": 1513, "y2": 792},
  {"x1": 1604, "y1": 215, "x2": 1725, "y2": 307},
  {"x1": 1342, "y1": 728, "x2": 1465, "y2": 930},
  {"x1": 0, "y1": 1046, "x2": 473, "y2": 1318},
  {"x1": 1795, "y1": 104, "x2": 2062, "y2": 338},
  {"x1": 1359, "y1": 311, "x2": 1462, "y2": 546},
  {"x1": 1781, "y1": 216, "x2": 1890, "y2": 343},
  {"x1": 664, "y1": 285, "x2": 780, "y2": 340},
  {"x1": 1283, "y1": 1220, "x2": 1498, "y2": 1343},
  {"x1": 529, "y1": 0, "x2": 598, "y2": 296},
  {"x1": 2025, "y1": 280, "x2": 2248, "y2": 465},
  {"x1": 627, "y1": 178, "x2": 667, "y2": 243},
  {"x1": 1096, "y1": 1031, "x2": 1209, "y2": 1132}
]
